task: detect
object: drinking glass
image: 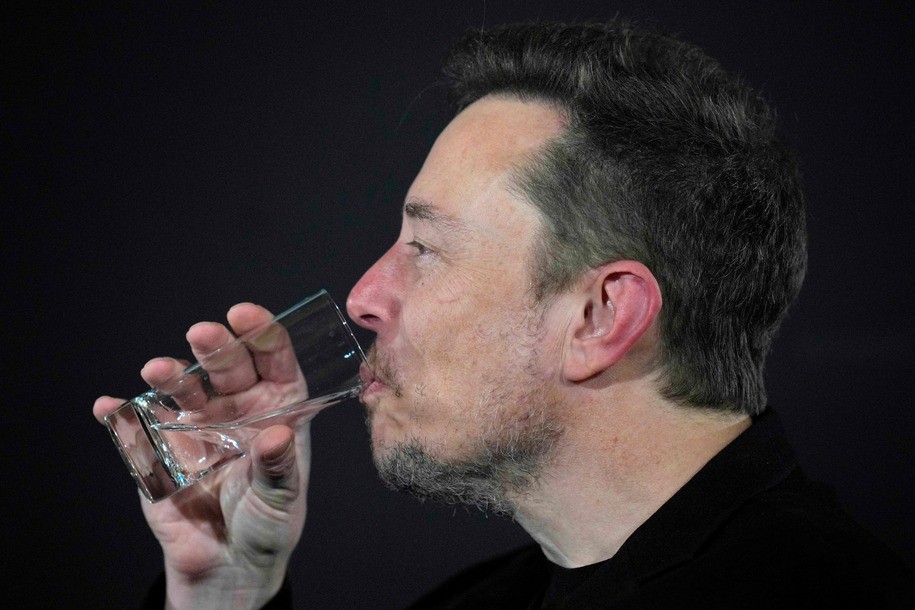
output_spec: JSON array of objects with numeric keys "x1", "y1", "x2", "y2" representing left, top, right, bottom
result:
[{"x1": 104, "y1": 290, "x2": 365, "y2": 502}]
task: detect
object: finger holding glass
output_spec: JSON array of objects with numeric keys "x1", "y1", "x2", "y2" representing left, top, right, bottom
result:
[
  {"x1": 93, "y1": 291, "x2": 364, "y2": 608},
  {"x1": 103, "y1": 290, "x2": 364, "y2": 503}
]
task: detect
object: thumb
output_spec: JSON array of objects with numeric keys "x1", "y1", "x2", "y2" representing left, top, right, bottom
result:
[{"x1": 250, "y1": 425, "x2": 299, "y2": 508}]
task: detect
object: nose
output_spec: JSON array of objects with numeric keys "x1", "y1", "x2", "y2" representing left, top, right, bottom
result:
[{"x1": 346, "y1": 247, "x2": 400, "y2": 334}]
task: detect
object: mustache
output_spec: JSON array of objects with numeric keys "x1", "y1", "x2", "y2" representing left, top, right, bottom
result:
[{"x1": 366, "y1": 343, "x2": 404, "y2": 397}]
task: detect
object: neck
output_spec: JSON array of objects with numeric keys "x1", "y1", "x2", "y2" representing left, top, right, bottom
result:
[{"x1": 510, "y1": 389, "x2": 750, "y2": 568}]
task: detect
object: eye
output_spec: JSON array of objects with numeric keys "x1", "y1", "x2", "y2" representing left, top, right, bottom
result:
[{"x1": 406, "y1": 240, "x2": 432, "y2": 256}]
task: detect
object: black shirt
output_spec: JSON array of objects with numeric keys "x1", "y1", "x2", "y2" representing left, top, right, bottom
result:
[{"x1": 408, "y1": 409, "x2": 914, "y2": 608}]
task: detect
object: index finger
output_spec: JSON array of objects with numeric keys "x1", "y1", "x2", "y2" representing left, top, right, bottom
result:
[
  {"x1": 93, "y1": 395, "x2": 126, "y2": 424},
  {"x1": 227, "y1": 303, "x2": 303, "y2": 385},
  {"x1": 187, "y1": 321, "x2": 258, "y2": 395}
]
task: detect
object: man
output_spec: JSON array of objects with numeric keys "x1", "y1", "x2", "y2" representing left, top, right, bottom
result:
[{"x1": 94, "y1": 20, "x2": 912, "y2": 608}]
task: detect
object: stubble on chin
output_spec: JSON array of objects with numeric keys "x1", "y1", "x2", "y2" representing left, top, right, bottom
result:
[
  {"x1": 365, "y1": 301, "x2": 564, "y2": 515},
  {"x1": 368, "y1": 382, "x2": 563, "y2": 516}
]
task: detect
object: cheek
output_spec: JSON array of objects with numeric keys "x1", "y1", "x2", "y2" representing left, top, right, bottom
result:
[
  {"x1": 398, "y1": 292, "x2": 454, "y2": 379},
  {"x1": 398, "y1": 294, "x2": 490, "y2": 394}
]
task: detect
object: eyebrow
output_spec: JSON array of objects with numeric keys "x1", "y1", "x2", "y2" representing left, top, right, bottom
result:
[{"x1": 404, "y1": 198, "x2": 471, "y2": 235}]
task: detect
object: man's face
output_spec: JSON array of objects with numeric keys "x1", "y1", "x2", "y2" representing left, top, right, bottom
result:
[{"x1": 346, "y1": 96, "x2": 569, "y2": 510}]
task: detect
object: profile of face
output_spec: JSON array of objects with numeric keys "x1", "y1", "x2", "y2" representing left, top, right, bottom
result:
[{"x1": 346, "y1": 97, "x2": 570, "y2": 513}]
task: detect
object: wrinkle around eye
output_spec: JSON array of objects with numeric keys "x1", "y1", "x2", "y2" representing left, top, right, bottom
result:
[
  {"x1": 403, "y1": 240, "x2": 443, "y2": 275},
  {"x1": 405, "y1": 240, "x2": 432, "y2": 256}
]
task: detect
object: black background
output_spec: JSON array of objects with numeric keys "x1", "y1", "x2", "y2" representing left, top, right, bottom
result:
[{"x1": 4, "y1": 2, "x2": 913, "y2": 608}]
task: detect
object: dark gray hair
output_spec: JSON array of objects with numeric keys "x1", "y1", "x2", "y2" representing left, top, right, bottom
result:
[{"x1": 444, "y1": 21, "x2": 807, "y2": 414}]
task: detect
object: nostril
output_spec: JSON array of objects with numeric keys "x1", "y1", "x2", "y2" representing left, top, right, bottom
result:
[{"x1": 360, "y1": 314, "x2": 382, "y2": 327}]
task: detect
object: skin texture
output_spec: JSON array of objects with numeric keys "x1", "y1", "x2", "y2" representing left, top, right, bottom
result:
[
  {"x1": 347, "y1": 96, "x2": 751, "y2": 567},
  {"x1": 93, "y1": 303, "x2": 308, "y2": 609},
  {"x1": 347, "y1": 97, "x2": 570, "y2": 506},
  {"x1": 94, "y1": 96, "x2": 753, "y2": 608}
]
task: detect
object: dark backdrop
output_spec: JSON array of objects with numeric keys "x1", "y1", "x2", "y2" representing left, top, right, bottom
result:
[{"x1": 5, "y1": 2, "x2": 913, "y2": 608}]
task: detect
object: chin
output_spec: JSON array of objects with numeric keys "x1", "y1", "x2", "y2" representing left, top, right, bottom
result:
[{"x1": 366, "y1": 412, "x2": 398, "y2": 453}]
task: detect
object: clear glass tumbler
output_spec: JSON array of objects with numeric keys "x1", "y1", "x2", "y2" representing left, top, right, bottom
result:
[{"x1": 105, "y1": 290, "x2": 365, "y2": 502}]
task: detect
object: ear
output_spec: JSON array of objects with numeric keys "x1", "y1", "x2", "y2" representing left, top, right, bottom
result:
[{"x1": 563, "y1": 261, "x2": 662, "y2": 382}]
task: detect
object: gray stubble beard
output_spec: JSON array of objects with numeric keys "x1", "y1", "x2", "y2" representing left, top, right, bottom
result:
[{"x1": 369, "y1": 383, "x2": 564, "y2": 517}]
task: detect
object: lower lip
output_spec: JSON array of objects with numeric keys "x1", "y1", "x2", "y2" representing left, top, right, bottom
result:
[{"x1": 360, "y1": 380, "x2": 387, "y2": 400}]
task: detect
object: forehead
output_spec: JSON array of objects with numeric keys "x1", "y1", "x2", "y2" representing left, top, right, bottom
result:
[{"x1": 405, "y1": 96, "x2": 566, "y2": 233}]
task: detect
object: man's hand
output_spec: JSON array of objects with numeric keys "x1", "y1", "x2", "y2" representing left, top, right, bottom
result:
[{"x1": 93, "y1": 303, "x2": 309, "y2": 609}]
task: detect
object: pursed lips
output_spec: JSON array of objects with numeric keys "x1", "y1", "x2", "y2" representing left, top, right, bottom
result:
[{"x1": 359, "y1": 362, "x2": 388, "y2": 402}]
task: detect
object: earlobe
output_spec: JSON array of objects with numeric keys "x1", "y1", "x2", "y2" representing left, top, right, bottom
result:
[{"x1": 563, "y1": 261, "x2": 662, "y2": 383}]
